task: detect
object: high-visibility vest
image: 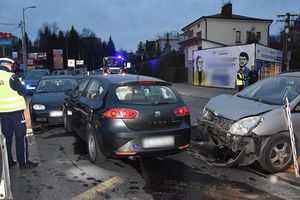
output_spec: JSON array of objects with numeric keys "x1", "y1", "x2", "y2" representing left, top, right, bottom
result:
[
  {"x1": 0, "y1": 71, "x2": 26, "y2": 113},
  {"x1": 236, "y1": 72, "x2": 244, "y2": 86}
]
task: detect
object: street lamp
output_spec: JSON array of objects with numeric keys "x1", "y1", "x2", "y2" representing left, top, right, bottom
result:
[{"x1": 22, "y1": 5, "x2": 36, "y2": 71}]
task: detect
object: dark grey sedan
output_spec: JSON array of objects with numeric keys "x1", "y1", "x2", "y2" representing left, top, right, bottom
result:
[
  {"x1": 199, "y1": 71, "x2": 300, "y2": 173},
  {"x1": 63, "y1": 74, "x2": 191, "y2": 164}
]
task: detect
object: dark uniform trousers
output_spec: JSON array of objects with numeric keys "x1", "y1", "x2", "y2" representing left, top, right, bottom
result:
[{"x1": 1, "y1": 111, "x2": 28, "y2": 166}]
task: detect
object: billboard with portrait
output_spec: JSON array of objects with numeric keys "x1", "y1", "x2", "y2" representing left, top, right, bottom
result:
[{"x1": 193, "y1": 44, "x2": 255, "y2": 88}]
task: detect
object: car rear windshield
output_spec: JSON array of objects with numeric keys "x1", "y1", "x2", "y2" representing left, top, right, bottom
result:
[
  {"x1": 36, "y1": 78, "x2": 78, "y2": 93},
  {"x1": 115, "y1": 85, "x2": 178, "y2": 105}
]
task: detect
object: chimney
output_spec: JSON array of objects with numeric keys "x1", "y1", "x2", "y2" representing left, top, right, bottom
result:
[{"x1": 221, "y1": 2, "x2": 232, "y2": 17}]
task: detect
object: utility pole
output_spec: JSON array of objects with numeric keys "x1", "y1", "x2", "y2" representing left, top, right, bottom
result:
[
  {"x1": 277, "y1": 13, "x2": 299, "y2": 72},
  {"x1": 21, "y1": 6, "x2": 36, "y2": 72}
]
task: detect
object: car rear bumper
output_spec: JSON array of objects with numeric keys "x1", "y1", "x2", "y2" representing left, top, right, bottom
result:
[{"x1": 97, "y1": 123, "x2": 191, "y2": 157}]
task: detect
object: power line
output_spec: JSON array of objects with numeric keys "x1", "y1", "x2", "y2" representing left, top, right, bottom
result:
[
  {"x1": 26, "y1": 29, "x2": 36, "y2": 40},
  {"x1": 0, "y1": 22, "x2": 19, "y2": 25}
]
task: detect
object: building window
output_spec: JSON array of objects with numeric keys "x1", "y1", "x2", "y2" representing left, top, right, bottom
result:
[
  {"x1": 236, "y1": 31, "x2": 241, "y2": 43},
  {"x1": 184, "y1": 30, "x2": 194, "y2": 39},
  {"x1": 196, "y1": 31, "x2": 202, "y2": 38},
  {"x1": 256, "y1": 32, "x2": 261, "y2": 40},
  {"x1": 197, "y1": 23, "x2": 200, "y2": 28}
]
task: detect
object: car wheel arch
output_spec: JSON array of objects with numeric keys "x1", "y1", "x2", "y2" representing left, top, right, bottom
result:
[
  {"x1": 259, "y1": 131, "x2": 298, "y2": 156},
  {"x1": 259, "y1": 132, "x2": 294, "y2": 173}
]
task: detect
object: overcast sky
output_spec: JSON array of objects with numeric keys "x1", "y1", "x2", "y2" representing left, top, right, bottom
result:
[{"x1": 1, "y1": 0, "x2": 299, "y2": 52}]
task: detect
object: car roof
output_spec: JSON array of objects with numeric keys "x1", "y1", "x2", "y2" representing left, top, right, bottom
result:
[
  {"x1": 89, "y1": 74, "x2": 170, "y2": 85},
  {"x1": 277, "y1": 71, "x2": 300, "y2": 78},
  {"x1": 41, "y1": 75, "x2": 75, "y2": 79}
]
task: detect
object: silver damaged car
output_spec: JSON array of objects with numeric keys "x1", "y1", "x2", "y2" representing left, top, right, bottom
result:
[{"x1": 199, "y1": 72, "x2": 300, "y2": 173}]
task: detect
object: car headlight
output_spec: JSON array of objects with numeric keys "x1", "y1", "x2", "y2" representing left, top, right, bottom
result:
[
  {"x1": 33, "y1": 104, "x2": 46, "y2": 110},
  {"x1": 203, "y1": 108, "x2": 213, "y2": 120},
  {"x1": 228, "y1": 116, "x2": 263, "y2": 136}
]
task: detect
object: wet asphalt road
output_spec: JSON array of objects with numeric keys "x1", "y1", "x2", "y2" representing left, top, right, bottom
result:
[
  {"x1": 9, "y1": 126, "x2": 300, "y2": 200},
  {"x1": 7, "y1": 92, "x2": 300, "y2": 200}
]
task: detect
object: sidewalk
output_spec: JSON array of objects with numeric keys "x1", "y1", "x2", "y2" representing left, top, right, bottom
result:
[{"x1": 173, "y1": 83, "x2": 237, "y2": 99}]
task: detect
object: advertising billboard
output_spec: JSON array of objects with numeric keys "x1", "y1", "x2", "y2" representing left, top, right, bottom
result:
[
  {"x1": 193, "y1": 44, "x2": 255, "y2": 88},
  {"x1": 53, "y1": 49, "x2": 63, "y2": 70}
]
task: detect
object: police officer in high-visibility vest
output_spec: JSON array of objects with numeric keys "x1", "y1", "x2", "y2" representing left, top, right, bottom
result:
[
  {"x1": 0, "y1": 58, "x2": 38, "y2": 169},
  {"x1": 236, "y1": 67, "x2": 245, "y2": 92}
]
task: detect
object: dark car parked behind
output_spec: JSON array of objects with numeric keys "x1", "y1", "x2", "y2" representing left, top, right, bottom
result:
[
  {"x1": 63, "y1": 74, "x2": 191, "y2": 164},
  {"x1": 30, "y1": 75, "x2": 78, "y2": 131},
  {"x1": 23, "y1": 69, "x2": 50, "y2": 94}
]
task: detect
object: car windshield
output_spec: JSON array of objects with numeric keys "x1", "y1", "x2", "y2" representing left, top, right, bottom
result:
[
  {"x1": 36, "y1": 78, "x2": 78, "y2": 93},
  {"x1": 237, "y1": 76, "x2": 300, "y2": 105},
  {"x1": 115, "y1": 85, "x2": 178, "y2": 105},
  {"x1": 25, "y1": 70, "x2": 48, "y2": 79}
]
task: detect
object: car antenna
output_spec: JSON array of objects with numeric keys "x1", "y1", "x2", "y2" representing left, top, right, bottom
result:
[{"x1": 137, "y1": 52, "x2": 145, "y2": 81}]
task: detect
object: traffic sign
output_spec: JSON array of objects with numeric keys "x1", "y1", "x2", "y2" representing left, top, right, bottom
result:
[{"x1": 0, "y1": 32, "x2": 13, "y2": 39}]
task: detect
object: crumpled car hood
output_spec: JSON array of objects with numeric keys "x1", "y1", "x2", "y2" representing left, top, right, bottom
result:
[{"x1": 205, "y1": 94, "x2": 280, "y2": 121}]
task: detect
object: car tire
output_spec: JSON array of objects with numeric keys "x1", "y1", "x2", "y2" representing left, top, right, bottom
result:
[
  {"x1": 259, "y1": 135, "x2": 293, "y2": 173},
  {"x1": 87, "y1": 126, "x2": 106, "y2": 164},
  {"x1": 63, "y1": 107, "x2": 72, "y2": 133}
]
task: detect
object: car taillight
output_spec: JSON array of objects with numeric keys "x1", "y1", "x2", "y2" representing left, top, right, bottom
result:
[
  {"x1": 174, "y1": 106, "x2": 190, "y2": 117},
  {"x1": 103, "y1": 108, "x2": 138, "y2": 119},
  {"x1": 138, "y1": 81, "x2": 156, "y2": 85}
]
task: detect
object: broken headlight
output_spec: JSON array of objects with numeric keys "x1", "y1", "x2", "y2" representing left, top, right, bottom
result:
[
  {"x1": 203, "y1": 108, "x2": 213, "y2": 121},
  {"x1": 228, "y1": 116, "x2": 262, "y2": 136}
]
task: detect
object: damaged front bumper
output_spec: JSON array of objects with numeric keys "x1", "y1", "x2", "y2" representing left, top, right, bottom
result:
[{"x1": 199, "y1": 118, "x2": 262, "y2": 167}]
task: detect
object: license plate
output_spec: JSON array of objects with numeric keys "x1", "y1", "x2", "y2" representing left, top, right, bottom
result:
[
  {"x1": 49, "y1": 111, "x2": 63, "y2": 117},
  {"x1": 142, "y1": 136, "x2": 175, "y2": 148}
]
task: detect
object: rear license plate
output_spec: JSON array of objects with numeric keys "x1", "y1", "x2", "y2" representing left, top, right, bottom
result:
[{"x1": 142, "y1": 136, "x2": 175, "y2": 148}]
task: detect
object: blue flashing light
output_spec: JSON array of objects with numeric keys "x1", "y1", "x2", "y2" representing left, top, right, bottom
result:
[
  {"x1": 149, "y1": 59, "x2": 159, "y2": 71},
  {"x1": 117, "y1": 55, "x2": 122, "y2": 59},
  {"x1": 133, "y1": 144, "x2": 141, "y2": 150}
]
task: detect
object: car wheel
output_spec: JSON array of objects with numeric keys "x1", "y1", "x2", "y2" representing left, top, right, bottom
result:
[
  {"x1": 259, "y1": 135, "x2": 293, "y2": 173},
  {"x1": 63, "y1": 107, "x2": 72, "y2": 133},
  {"x1": 88, "y1": 127, "x2": 106, "y2": 164}
]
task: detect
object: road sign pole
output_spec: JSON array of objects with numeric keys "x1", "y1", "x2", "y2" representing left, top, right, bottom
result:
[{"x1": 286, "y1": 97, "x2": 300, "y2": 178}]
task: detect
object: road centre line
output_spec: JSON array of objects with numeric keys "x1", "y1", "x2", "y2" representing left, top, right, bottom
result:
[{"x1": 71, "y1": 176, "x2": 124, "y2": 200}]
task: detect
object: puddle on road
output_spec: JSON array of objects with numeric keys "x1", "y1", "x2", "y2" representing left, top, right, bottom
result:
[{"x1": 124, "y1": 157, "x2": 282, "y2": 200}]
